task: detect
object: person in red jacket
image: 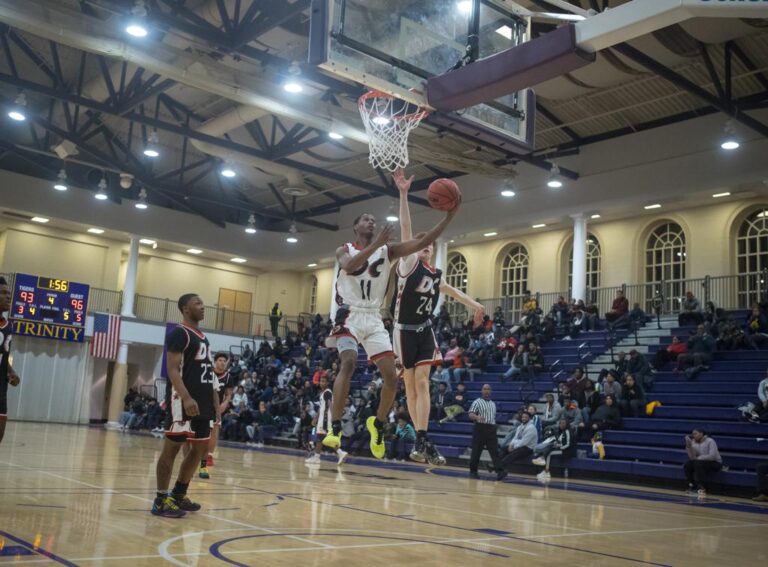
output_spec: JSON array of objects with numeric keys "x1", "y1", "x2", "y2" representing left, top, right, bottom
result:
[{"x1": 652, "y1": 336, "x2": 687, "y2": 370}]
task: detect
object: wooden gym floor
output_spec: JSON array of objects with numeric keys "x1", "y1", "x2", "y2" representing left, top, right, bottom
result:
[{"x1": 0, "y1": 422, "x2": 766, "y2": 566}]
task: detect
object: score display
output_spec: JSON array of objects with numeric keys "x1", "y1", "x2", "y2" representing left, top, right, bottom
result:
[{"x1": 11, "y1": 273, "x2": 90, "y2": 342}]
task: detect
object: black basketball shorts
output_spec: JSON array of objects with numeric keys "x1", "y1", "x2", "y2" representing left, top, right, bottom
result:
[{"x1": 393, "y1": 327, "x2": 442, "y2": 370}]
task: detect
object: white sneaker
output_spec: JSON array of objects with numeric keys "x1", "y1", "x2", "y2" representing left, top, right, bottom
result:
[
  {"x1": 305, "y1": 453, "x2": 321, "y2": 464},
  {"x1": 255, "y1": 442, "x2": 264, "y2": 449},
  {"x1": 697, "y1": 489, "x2": 707, "y2": 498},
  {"x1": 536, "y1": 471, "x2": 551, "y2": 482},
  {"x1": 337, "y1": 449, "x2": 348, "y2": 466},
  {"x1": 531, "y1": 457, "x2": 546, "y2": 466}
]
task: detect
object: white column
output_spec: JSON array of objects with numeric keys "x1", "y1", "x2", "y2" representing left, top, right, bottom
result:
[
  {"x1": 434, "y1": 238, "x2": 449, "y2": 311},
  {"x1": 329, "y1": 260, "x2": 339, "y2": 321},
  {"x1": 571, "y1": 214, "x2": 588, "y2": 303},
  {"x1": 121, "y1": 235, "x2": 140, "y2": 318}
]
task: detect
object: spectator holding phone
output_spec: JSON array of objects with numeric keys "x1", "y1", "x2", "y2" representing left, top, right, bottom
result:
[{"x1": 683, "y1": 429, "x2": 722, "y2": 497}]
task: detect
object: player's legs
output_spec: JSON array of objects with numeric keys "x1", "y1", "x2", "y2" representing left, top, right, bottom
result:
[
  {"x1": 153, "y1": 438, "x2": 186, "y2": 518},
  {"x1": 331, "y1": 348, "x2": 358, "y2": 421},
  {"x1": 411, "y1": 365, "x2": 431, "y2": 432},
  {"x1": 199, "y1": 423, "x2": 219, "y2": 479},
  {"x1": 178, "y1": 439, "x2": 208, "y2": 485},
  {"x1": 374, "y1": 355, "x2": 398, "y2": 423}
]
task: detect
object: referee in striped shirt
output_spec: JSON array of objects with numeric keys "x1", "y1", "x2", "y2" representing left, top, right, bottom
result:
[{"x1": 468, "y1": 384, "x2": 504, "y2": 479}]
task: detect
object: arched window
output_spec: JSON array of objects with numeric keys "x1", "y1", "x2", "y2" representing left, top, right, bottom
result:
[
  {"x1": 568, "y1": 234, "x2": 602, "y2": 291},
  {"x1": 736, "y1": 208, "x2": 768, "y2": 306},
  {"x1": 309, "y1": 276, "x2": 318, "y2": 314},
  {"x1": 445, "y1": 253, "x2": 469, "y2": 294},
  {"x1": 500, "y1": 245, "x2": 529, "y2": 298},
  {"x1": 645, "y1": 222, "x2": 686, "y2": 311}
]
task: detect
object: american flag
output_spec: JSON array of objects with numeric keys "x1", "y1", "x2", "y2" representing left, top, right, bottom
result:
[{"x1": 91, "y1": 313, "x2": 121, "y2": 359}]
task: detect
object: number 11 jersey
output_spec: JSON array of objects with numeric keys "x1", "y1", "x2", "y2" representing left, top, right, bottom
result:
[
  {"x1": 165, "y1": 324, "x2": 216, "y2": 421},
  {"x1": 334, "y1": 243, "x2": 392, "y2": 314}
]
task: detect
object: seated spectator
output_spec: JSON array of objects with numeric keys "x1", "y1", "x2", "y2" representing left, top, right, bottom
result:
[
  {"x1": 628, "y1": 302, "x2": 647, "y2": 327},
  {"x1": 598, "y1": 351, "x2": 629, "y2": 383},
  {"x1": 567, "y1": 306, "x2": 586, "y2": 339},
  {"x1": 561, "y1": 400, "x2": 585, "y2": 434},
  {"x1": 683, "y1": 429, "x2": 722, "y2": 497},
  {"x1": 678, "y1": 291, "x2": 703, "y2": 326},
  {"x1": 145, "y1": 398, "x2": 163, "y2": 431},
  {"x1": 628, "y1": 349, "x2": 653, "y2": 391},
  {"x1": 744, "y1": 370, "x2": 768, "y2": 423},
  {"x1": 526, "y1": 404, "x2": 543, "y2": 441},
  {"x1": 605, "y1": 290, "x2": 629, "y2": 327},
  {"x1": 532, "y1": 418, "x2": 576, "y2": 481},
  {"x1": 584, "y1": 300, "x2": 600, "y2": 330},
  {"x1": 601, "y1": 370, "x2": 623, "y2": 400},
  {"x1": 753, "y1": 461, "x2": 768, "y2": 502},
  {"x1": 387, "y1": 414, "x2": 416, "y2": 461},
  {"x1": 496, "y1": 411, "x2": 538, "y2": 481},
  {"x1": 521, "y1": 290, "x2": 539, "y2": 325},
  {"x1": 245, "y1": 401, "x2": 278, "y2": 447},
  {"x1": 231, "y1": 386, "x2": 248, "y2": 412},
  {"x1": 745, "y1": 306, "x2": 768, "y2": 349},
  {"x1": 676, "y1": 324, "x2": 715, "y2": 375},
  {"x1": 430, "y1": 382, "x2": 453, "y2": 421},
  {"x1": 503, "y1": 344, "x2": 529, "y2": 382},
  {"x1": 496, "y1": 331, "x2": 518, "y2": 364},
  {"x1": 492, "y1": 306, "x2": 505, "y2": 334},
  {"x1": 540, "y1": 393, "x2": 562, "y2": 436},
  {"x1": 551, "y1": 296, "x2": 570, "y2": 329},
  {"x1": 589, "y1": 395, "x2": 622, "y2": 432},
  {"x1": 450, "y1": 348, "x2": 470, "y2": 384},
  {"x1": 439, "y1": 382, "x2": 469, "y2": 424},
  {"x1": 566, "y1": 368, "x2": 589, "y2": 407},
  {"x1": 581, "y1": 380, "x2": 601, "y2": 426},
  {"x1": 527, "y1": 343, "x2": 545, "y2": 374},
  {"x1": 718, "y1": 316, "x2": 751, "y2": 351},
  {"x1": 621, "y1": 374, "x2": 646, "y2": 417},
  {"x1": 652, "y1": 336, "x2": 687, "y2": 370}
]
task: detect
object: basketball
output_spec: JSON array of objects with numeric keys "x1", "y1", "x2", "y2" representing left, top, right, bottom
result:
[{"x1": 427, "y1": 178, "x2": 462, "y2": 211}]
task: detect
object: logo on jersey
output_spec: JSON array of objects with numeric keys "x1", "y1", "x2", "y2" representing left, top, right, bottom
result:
[{"x1": 349, "y1": 257, "x2": 385, "y2": 278}]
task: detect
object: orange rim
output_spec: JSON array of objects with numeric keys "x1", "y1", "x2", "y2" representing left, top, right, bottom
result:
[{"x1": 358, "y1": 90, "x2": 429, "y2": 123}]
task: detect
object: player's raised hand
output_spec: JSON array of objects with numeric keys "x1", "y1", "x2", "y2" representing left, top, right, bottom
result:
[
  {"x1": 473, "y1": 306, "x2": 485, "y2": 329},
  {"x1": 8, "y1": 371, "x2": 20, "y2": 387},
  {"x1": 392, "y1": 168, "x2": 414, "y2": 194},
  {"x1": 183, "y1": 396, "x2": 200, "y2": 417},
  {"x1": 373, "y1": 223, "x2": 394, "y2": 247}
]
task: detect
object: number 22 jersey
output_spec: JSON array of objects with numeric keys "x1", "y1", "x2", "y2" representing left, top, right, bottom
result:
[{"x1": 165, "y1": 324, "x2": 216, "y2": 421}]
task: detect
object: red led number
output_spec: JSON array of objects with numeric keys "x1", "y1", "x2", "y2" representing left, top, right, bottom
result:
[
  {"x1": 70, "y1": 299, "x2": 84, "y2": 310},
  {"x1": 75, "y1": 313, "x2": 83, "y2": 323},
  {"x1": 16, "y1": 305, "x2": 24, "y2": 315},
  {"x1": 20, "y1": 291, "x2": 34, "y2": 303}
]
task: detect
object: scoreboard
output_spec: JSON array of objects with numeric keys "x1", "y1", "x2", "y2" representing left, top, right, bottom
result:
[{"x1": 11, "y1": 273, "x2": 90, "y2": 343}]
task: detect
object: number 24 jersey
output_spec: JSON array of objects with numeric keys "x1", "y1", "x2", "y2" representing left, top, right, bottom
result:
[{"x1": 165, "y1": 324, "x2": 216, "y2": 420}]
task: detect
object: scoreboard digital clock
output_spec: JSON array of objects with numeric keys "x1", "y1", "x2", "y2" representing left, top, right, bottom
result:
[{"x1": 11, "y1": 273, "x2": 90, "y2": 343}]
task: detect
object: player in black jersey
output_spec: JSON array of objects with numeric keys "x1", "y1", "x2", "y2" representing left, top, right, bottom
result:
[
  {"x1": 199, "y1": 351, "x2": 235, "y2": 479},
  {"x1": 151, "y1": 293, "x2": 220, "y2": 518},
  {"x1": 0, "y1": 277, "x2": 21, "y2": 445},
  {"x1": 392, "y1": 170, "x2": 484, "y2": 465}
]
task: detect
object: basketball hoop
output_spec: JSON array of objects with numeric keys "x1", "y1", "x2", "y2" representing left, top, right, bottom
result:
[{"x1": 358, "y1": 90, "x2": 428, "y2": 172}]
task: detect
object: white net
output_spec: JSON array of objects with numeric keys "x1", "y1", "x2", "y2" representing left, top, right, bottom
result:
[{"x1": 358, "y1": 91, "x2": 428, "y2": 172}]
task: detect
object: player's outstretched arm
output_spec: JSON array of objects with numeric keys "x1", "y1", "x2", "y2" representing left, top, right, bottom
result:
[
  {"x1": 336, "y1": 224, "x2": 394, "y2": 273},
  {"x1": 393, "y1": 168, "x2": 414, "y2": 241},
  {"x1": 440, "y1": 283, "x2": 485, "y2": 328},
  {"x1": 389, "y1": 206, "x2": 458, "y2": 260}
]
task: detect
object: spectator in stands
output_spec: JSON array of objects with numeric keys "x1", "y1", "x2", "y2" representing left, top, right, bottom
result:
[
  {"x1": 551, "y1": 296, "x2": 570, "y2": 329},
  {"x1": 527, "y1": 343, "x2": 545, "y2": 375},
  {"x1": 503, "y1": 344, "x2": 529, "y2": 382},
  {"x1": 146, "y1": 398, "x2": 163, "y2": 432},
  {"x1": 589, "y1": 395, "x2": 622, "y2": 432},
  {"x1": 439, "y1": 382, "x2": 469, "y2": 424},
  {"x1": 567, "y1": 305, "x2": 586, "y2": 339},
  {"x1": 232, "y1": 386, "x2": 248, "y2": 410},
  {"x1": 628, "y1": 302, "x2": 647, "y2": 327},
  {"x1": 521, "y1": 290, "x2": 540, "y2": 328},
  {"x1": 753, "y1": 461, "x2": 768, "y2": 502},
  {"x1": 387, "y1": 414, "x2": 416, "y2": 461},
  {"x1": 527, "y1": 404, "x2": 542, "y2": 441},
  {"x1": 269, "y1": 302, "x2": 283, "y2": 337},
  {"x1": 541, "y1": 393, "x2": 563, "y2": 436},
  {"x1": 532, "y1": 418, "x2": 576, "y2": 481},
  {"x1": 683, "y1": 429, "x2": 722, "y2": 497},
  {"x1": 652, "y1": 336, "x2": 687, "y2": 370},
  {"x1": 718, "y1": 316, "x2": 751, "y2": 351},
  {"x1": 602, "y1": 370, "x2": 623, "y2": 400},
  {"x1": 676, "y1": 324, "x2": 715, "y2": 375},
  {"x1": 496, "y1": 331, "x2": 517, "y2": 364},
  {"x1": 566, "y1": 367, "x2": 589, "y2": 407},
  {"x1": 561, "y1": 400, "x2": 585, "y2": 434},
  {"x1": 245, "y1": 401, "x2": 278, "y2": 447},
  {"x1": 436, "y1": 303, "x2": 452, "y2": 330},
  {"x1": 430, "y1": 382, "x2": 453, "y2": 421},
  {"x1": 605, "y1": 290, "x2": 629, "y2": 327},
  {"x1": 496, "y1": 411, "x2": 538, "y2": 481},
  {"x1": 745, "y1": 306, "x2": 768, "y2": 349},
  {"x1": 745, "y1": 370, "x2": 768, "y2": 423},
  {"x1": 492, "y1": 306, "x2": 505, "y2": 334},
  {"x1": 582, "y1": 380, "x2": 601, "y2": 426},
  {"x1": 584, "y1": 300, "x2": 600, "y2": 330},
  {"x1": 621, "y1": 374, "x2": 646, "y2": 418},
  {"x1": 628, "y1": 349, "x2": 654, "y2": 391},
  {"x1": 598, "y1": 351, "x2": 629, "y2": 384},
  {"x1": 450, "y1": 348, "x2": 470, "y2": 384},
  {"x1": 468, "y1": 384, "x2": 504, "y2": 479},
  {"x1": 678, "y1": 291, "x2": 703, "y2": 326}
]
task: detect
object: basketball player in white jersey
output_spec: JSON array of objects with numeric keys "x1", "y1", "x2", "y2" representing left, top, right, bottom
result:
[
  {"x1": 392, "y1": 169, "x2": 484, "y2": 464},
  {"x1": 323, "y1": 204, "x2": 459, "y2": 458},
  {"x1": 306, "y1": 374, "x2": 348, "y2": 466}
]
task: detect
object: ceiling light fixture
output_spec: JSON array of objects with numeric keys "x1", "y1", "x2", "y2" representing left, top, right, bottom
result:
[
  {"x1": 283, "y1": 61, "x2": 304, "y2": 93},
  {"x1": 483, "y1": 231, "x2": 498, "y2": 237},
  {"x1": 8, "y1": 93, "x2": 27, "y2": 121},
  {"x1": 307, "y1": 263, "x2": 318, "y2": 268},
  {"x1": 221, "y1": 161, "x2": 236, "y2": 178},
  {"x1": 143, "y1": 129, "x2": 160, "y2": 158},
  {"x1": 31, "y1": 216, "x2": 49, "y2": 223},
  {"x1": 644, "y1": 204, "x2": 661, "y2": 210},
  {"x1": 186, "y1": 248, "x2": 203, "y2": 255},
  {"x1": 95, "y1": 176, "x2": 109, "y2": 200},
  {"x1": 372, "y1": 116, "x2": 391, "y2": 126},
  {"x1": 53, "y1": 168, "x2": 68, "y2": 191},
  {"x1": 125, "y1": 0, "x2": 149, "y2": 37},
  {"x1": 457, "y1": 1, "x2": 473, "y2": 15},
  {"x1": 245, "y1": 213, "x2": 257, "y2": 234},
  {"x1": 230, "y1": 257, "x2": 247, "y2": 264},
  {"x1": 386, "y1": 215, "x2": 399, "y2": 222},
  {"x1": 547, "y1": 164, "x2": 563, "y2": 189},
  {"x1": 87, "y1": 228, "x2": 104, "y2": 234},
  {"x1": 501, "y1": 189, "x2": 516, "y2": 198},
  {"x1": 139, "y1": 238, "x2": 156, "y2": 246},
  {"x1": 286, "y1": 237, "x2": 299, "y2": 243},
  {"x1": 712, "y1": 192, "x2": 731, "y2": 198},
  {"x1": 532, "y1": 223, "x2": 546, "y2": 228},
  {"x1": 135, "y1": 187, "x2": 148, "y2": 209},
  {"x1": 590, "y1": 214, "x2": 601, "y2": 219},
  {"x1": 720, "y1": 120, "x2": 740, "y2": 151},
  {"x1": 328, "y1": 131, "x2": 344, "y2": 140}
]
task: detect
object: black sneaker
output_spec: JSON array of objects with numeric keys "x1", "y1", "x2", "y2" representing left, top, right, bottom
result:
[
  {"x1": 172, "y1": 495, "x2": 201, "y2": 512},
  {"x1": 424, "y1": 441, "x2": 446, "y2": 466},
  {"x1": 410, "y1": 437, "x2": 427, "y2": 463},
  {"x1": 151, "y1": 496, "x2": 186, "y2": 518}
]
